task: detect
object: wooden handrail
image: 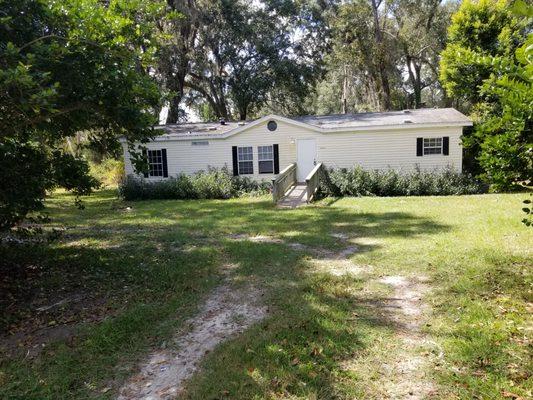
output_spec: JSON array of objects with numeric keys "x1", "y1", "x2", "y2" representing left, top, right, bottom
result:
[
  {"x1": 272, "y1": 163, "x2": 297, "y2": 203},
  {"x1": 305, "y1": 163, "x2": 324, "y2": 203}
]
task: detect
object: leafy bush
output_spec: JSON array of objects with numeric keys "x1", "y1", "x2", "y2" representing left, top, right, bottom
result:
[
  {"x1": 118, "y1": 167, "x2": 271, "y2": 201},
  {"x1": 231, "y1": 175, "x2": 273, "y2": 197},
  {"x1": 1, "y1": 139, "x2": 99, "y2": 230},
  {"x1": 90, "y1": 159, "x2": 125, "y2": 187},
  {"x1": 191, "y1": 168, "x2": 233, "y2": 199},
  {"x1": 320, "y1": 166, "x2": 485, "y2": 198}
]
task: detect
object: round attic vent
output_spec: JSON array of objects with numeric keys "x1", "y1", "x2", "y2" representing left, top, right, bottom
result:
[{"x1": 267, "y1": 120, "x2": 277, "y2": 131}]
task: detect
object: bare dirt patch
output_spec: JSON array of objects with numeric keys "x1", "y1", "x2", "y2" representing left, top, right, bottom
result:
[
  {"x1": 0, "y1": 256, "x2": 115, "y2": 359},
  {"x1": 0, "y1": 323, "x2": 79, "y2": 359},
  {"x1": 376, "y1": 275, "x2": 437, "y2": 399},
  {"x1": 228, "y1": 234, "x2": 362, "y2": 263},
  {"x1": 0, "y1": 292, "x2": 112, "y2": 358},
  {"x1": 228, "y1": 234, "x2": 283, "y2": 244},
  {"x1": 307, "y1": 233, "x2": 368, "y2": 276},
  {"x1": 316, "y1": 259, "x2": 372, "y2": 276},
  {"x1": 118, "y1": 282, "x2": 267, "y2": 400}
]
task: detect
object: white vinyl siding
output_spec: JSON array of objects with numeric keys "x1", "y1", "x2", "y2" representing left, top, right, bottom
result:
[{"x1": 123, "y1": 120, "x2": 463, "y2": 180}]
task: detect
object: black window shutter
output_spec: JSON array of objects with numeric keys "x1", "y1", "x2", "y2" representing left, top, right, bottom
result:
[
  {"x1": 416, "y1": 138, "x2": 423, "y2": 157},
  {"x1": 273, "y1": 144, "x2": 279, "y2": 174},
  {"x1": 442, "y1": 137, "x2": 449, "y2": 156},
  {"x1": 161, "y1": 149, "x2": 168, "y2": 177},
  {"x1": 142, "y1": 148, "x2": 149, "y2": 177},
  {"x1": 232, "y1": 146, "x2": 239, "y2": 176}
]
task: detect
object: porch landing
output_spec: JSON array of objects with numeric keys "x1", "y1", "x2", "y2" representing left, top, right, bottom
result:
[{"x1": 277, "y1": 184, "x2": 307, "y2": 208}]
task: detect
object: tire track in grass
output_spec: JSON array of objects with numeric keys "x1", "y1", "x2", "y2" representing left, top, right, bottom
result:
[
  {"x1": 377, "y1": 275, "x2": 437, "y2": 399},
  {"x1": 118, "y1": 280, "x2": 267, "y2": 400},
  {"x1": 323, "y1": 232, "x2": 438, "y2": 398}
]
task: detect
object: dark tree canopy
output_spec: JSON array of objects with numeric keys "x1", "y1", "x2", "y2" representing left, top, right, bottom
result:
[
  {"x1": 0, "y1": 0, "x2": 164, "y2": 229},
  {"x1": 158, "y1": 0, "x2": 330, "y2": 122},
  {"x1": 312, "y1": 0, "x2": 455, "y2": 114}
]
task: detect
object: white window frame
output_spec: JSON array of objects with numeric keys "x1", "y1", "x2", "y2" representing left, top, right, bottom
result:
[
  {"x1": 423, "y1": 137, "x2": 443, "y2": 155},
  {"x1": 147, "y1": 149, "x2": 164, "y2": 177},
  {"x1": 237, "y1": 146, "x2": 253, "y2": 175},
  {"x1": 258, "y1": 145, "x2": 274, "y2": 174}
]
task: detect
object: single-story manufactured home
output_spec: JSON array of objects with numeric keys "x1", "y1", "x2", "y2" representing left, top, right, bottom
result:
[{"x1": 121, "y1": 108, "x2": 472, "y2": 183}]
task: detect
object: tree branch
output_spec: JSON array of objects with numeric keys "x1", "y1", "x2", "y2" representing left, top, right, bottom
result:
[{"x1": 17, "y1": 35, "x2": 100, "y2": 52}]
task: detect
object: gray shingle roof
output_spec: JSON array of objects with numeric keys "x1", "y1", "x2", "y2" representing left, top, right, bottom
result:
[
  {"x1": 154, "y1": 108, "x2": 471, "y2": 138},
  {"x1": 154, "y1": 121, "x2": 239, "y2": 137},
  {"x1": 293, "y1": 108, "x2": 471, "y2": 129}
]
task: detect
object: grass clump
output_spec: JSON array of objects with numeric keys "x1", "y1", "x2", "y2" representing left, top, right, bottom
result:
[
  {"x1": 321, "y1": 165, "x2": 485, "y2": 197},
  {"x1": 118, "y1": 167, "x2": 271, "y2": 200}
]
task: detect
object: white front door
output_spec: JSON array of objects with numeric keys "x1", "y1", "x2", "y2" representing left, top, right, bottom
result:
[{"x1": 297, "y1": 139, "x2": 317, "y2": 182}]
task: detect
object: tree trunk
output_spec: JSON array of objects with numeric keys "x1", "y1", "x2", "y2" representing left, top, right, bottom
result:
[
  {"x1": 413, "y1": 63, "x2": 422, "y2": 108},
  {"x1": 166, "y1": 95, "x2": 182, "y2": 124},
  {"x1": 378, "y1": 63, "x2": 392, "y2": 110},
  {"x1": 239, "y1": 105, "x2": 247, "y2": 121},
  {"x1": 371, "y1": 0, "x2": 391, "y2": 111},
  {"x1": 214, "y1": 90, "x2": 230, "y2": 120},
  {"x1": 342, "y1": 64, "x2": 348, "y2": 114},
  {"x1": 405, "y1": 54, "x2": 422, "y2": 109}
]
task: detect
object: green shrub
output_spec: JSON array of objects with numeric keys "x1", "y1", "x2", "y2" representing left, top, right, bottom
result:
[
  {"x1": 118, "y1": 167, "x2": 271, "y2": 201},
  {"x1": 320, "y1": 166, "x2": 486, "y2": 197},
  {"x1": 90, "y1": 159, "x2": 125, "y2": 187},
  {"x1": 231, "y1": 175, "x2": 272, "y2": 197},
  {"x1": 192, "y1": 167, "x2": 233, "y2": 199}
]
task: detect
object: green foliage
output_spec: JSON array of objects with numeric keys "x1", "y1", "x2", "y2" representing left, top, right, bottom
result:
[
  {"x1": 312, "y1": 0, "x2": 454, "y2": 113},
  {"x1": 320, "y1": 166, "x2": 485, "y2": 197},
  {"x1": 0, "y1": 140, "x2": 50, "y2": 230},
  {"x1": 118, "y1": 168, "x2": 271, "y2": 201},
  {"x1": 89, "y1": 158, "x2": 125, "y2": 187},
  {"x1": 439, "y1": 0, "x2": 526, "y2": 104},
  {"x1": 0, "y1": 0, "x2": 164, "y2": 229},
  {"x1": 439, "y1": 0, "x2": 532, "y2": 191},
  {"x1": 0, "y1": 139, "x2": 99, "y2": 229},
  {"x1": 474, "y1": 30, "x2": 533, "y2": 191},
  {"x1": 181, "y1": 0, "x2": 321, "y2": 121}
]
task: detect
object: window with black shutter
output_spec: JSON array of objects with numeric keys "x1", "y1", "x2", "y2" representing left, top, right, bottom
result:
[
  {"x1": 237, "y1": 146, "x2": 253, "y2": 175},
  {"x1": 258, "y1": 145, "x2": 274, "y2": 174},
  {"x1": 423, "y1": 138, "x2": 443, "y2": 155},
  {"x1": 147, "y1": 149, "x2": 167, "y2": 177},
  {"x1": 417, "y1": 137, "x2": 449, "y2": 156}
]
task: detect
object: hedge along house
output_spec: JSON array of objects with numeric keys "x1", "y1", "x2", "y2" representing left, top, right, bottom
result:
[{"x1": 121, "y1": 108, "x2": 472, "y2": 202}]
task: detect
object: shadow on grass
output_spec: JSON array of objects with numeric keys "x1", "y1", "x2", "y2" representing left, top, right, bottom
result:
[{"x1": 0, "y1": 191, "x2": 450, "y2": 399}]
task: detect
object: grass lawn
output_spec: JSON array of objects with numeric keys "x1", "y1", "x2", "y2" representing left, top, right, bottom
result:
[{"x1": 0, "y1": 190, "x2": 531, "y2": 399}]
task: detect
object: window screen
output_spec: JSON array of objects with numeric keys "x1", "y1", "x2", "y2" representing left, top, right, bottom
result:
[
  {"x1": 258, "y1": 145, "x2": 274, "y2": 174},
  {"x1": 423, "y1": 138, "x2": 442, "y2": 155},
  {"x1": 147, "y1": 149, "x2": 164, "y2": 177},
  {"x1": 237, "y1": 146, "x2": 253, "y2": 175}
]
